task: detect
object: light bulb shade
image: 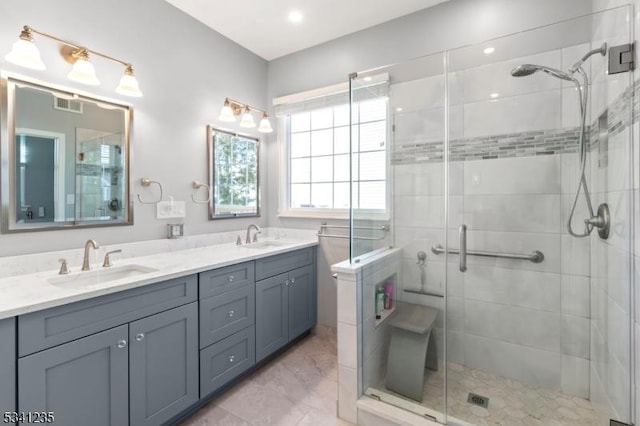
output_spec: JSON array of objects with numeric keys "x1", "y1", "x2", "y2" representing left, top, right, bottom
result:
[
  {"x1": 239, "y1": 111, "x2": 256, "y2": 128},
  {"x1": 218, "y1": 105, "x2": 236, "y2": 122},
  {"x1": 67, "y1": 58, "x2": 100, "y2": 86},
  {"x1": 116, "y1": 73, "x2": 143, "y2": 97},
  {"x1": 258, "y1": 116, "x2": 273, "y2": 133},
  {"x1": 5, "y1": 38, "x2": 46, "y2": 70}
]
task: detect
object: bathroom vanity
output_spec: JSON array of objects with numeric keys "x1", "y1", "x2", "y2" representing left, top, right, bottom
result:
[{"x1": 0, "y1": 240, "x2": 317, "y2": 426}]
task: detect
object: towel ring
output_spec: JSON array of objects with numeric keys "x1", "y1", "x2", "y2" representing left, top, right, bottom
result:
[
  {"x1": 137, "y1": 178, "x2": 163, "y2": 204},
  {"x1": 191, "y1": 180, "x2": 211, "y2": 204}
]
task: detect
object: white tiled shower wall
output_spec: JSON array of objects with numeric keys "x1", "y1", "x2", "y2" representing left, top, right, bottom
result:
[{"x1": 391, "y1": 44, "x2": 598, "y2": 398}]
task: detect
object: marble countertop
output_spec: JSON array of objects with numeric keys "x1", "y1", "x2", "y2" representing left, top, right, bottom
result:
[{"x1": 0, "y1": 237, "x2": 318, "y2": 320}]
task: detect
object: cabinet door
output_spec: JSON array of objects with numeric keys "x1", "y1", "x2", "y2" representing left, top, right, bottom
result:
[
  {"x1": 255, "y1": 273, "x2": 289, "y2": 362},
  {"x1": 288, "y1": 265, "x2": 315, "y2": 339},
  {"x1": 18, "y1": 325, "x2": 128, "y2": 426},
  {"x1": 129, "y1": 303, "x2": 198, "y2": 426},
  {"x1": 0, "y1": 318, "x2": 15, "y2": 415}
]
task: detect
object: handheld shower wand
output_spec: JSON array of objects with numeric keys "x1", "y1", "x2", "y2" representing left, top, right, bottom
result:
[{"x1": 511, "y1": 43, "x2": 610, "y2": 239}]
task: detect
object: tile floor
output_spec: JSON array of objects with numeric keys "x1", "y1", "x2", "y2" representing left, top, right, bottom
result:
[
  {"x1": 181, "y1": 331, "x2": 353, "y2": 426},
  {"x1": 374, "y1": 362, "x2": 599, "y2": 426}
]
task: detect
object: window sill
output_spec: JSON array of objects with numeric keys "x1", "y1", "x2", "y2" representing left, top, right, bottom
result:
[{"x1": 278, "y1": 208, "x2": 389, "y2": 221}]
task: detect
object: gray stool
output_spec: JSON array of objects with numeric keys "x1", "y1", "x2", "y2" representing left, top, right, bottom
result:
[{"x1": 385, "y1": 302, "x2": 438, "y2": 401}]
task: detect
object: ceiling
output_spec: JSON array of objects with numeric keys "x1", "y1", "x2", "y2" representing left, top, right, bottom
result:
[{"x1": 164, "y1": 0, "x2": 449, "y2": 60}]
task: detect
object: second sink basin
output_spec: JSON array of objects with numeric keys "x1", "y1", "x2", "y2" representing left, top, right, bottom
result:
[
  {"x1": 48, "y1": 264, "x2": 159, "y2": 288},
  {"x1": 243, "y1": 240, "x2": 291, "y2": 250}
]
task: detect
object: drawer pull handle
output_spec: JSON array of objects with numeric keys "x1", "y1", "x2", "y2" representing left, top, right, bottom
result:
[
  {"x1": 135, "y1": 333, "x2": 145, "y2": 342},
  {"x1": 228, "y1": 355, "x2": 235, "y2": 363},
  {"x1": 228, "y1": 275, "x2": 234, "y2": 282},
  {"x1": 117, "y1": 340, "x2": 127, "y2": 349},
  {"x1": 228, "y1": 310, "x2": 235, "y2": 317}
]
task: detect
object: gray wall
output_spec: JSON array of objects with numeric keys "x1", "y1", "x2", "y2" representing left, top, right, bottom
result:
[
  {"x1": 265, "y1": 0, "x2": 593, "y2": 328},
  {"x1": 0, "y1": 0, "x2": 268, "y2": 255}
]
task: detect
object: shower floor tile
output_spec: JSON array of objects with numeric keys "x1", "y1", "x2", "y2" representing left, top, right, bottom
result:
[{"x1": 373, "y1": 362, "x2": 600, "y2": 426}]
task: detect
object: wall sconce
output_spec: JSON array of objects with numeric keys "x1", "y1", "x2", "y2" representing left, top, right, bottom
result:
[
  {"x1": 218, "y1": 98, "x2": 273, "y2": 133},
  {"x1": 4, "y1": 25, "x2": 143, "y2": 97}
]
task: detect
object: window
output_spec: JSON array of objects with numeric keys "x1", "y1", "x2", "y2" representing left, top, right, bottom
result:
[{"x1": 285, "y1": 96, "x2": 388, "y2": 215}]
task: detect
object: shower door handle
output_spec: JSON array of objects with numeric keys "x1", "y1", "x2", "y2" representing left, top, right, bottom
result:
[{"x1": 459, "y1": 224, "x2": 467, "y2": 272}]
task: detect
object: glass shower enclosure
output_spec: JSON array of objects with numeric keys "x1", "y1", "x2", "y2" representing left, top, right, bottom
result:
[{"x1": 350, "y1": 6, "x2": 634, "y2": 425}]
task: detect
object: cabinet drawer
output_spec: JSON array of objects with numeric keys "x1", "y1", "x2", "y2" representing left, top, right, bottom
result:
[
  {"x1": 199, "y1": 285, "x2": 255, "y2": 348},
  {"x1": 19, "y1": 275, "x2": 197, "y2": 356},
  {"x1": 255, "y1": 248, "x2": 313, "y2": 281},
  {"x1": 199, "y1": 262, "x2": 254, "y2": 299},
  {"x1": 200, "y1": 326, "x2": 255, "y2": 398}
]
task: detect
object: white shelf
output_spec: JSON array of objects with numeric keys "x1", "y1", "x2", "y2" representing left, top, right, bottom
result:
[{"x1": 375, "y1": 306, "x2": 396, "y2": 327}]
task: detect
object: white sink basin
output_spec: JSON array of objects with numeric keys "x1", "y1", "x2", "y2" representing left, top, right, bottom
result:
[
  {"x1": 243, "y1": 240, "x2": 291, "y2": 250},
  {"x1": 48, "y1": 264, "x2": 159, "y2": 288}
]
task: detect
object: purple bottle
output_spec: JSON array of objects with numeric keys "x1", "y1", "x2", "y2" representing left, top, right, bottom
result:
[{"x1": 384, "y1": 282, "x2": 394, "y2": 309}]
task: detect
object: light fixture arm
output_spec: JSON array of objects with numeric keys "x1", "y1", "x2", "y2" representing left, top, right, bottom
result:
[
  {"x1": 225, "y1": 98, "x2": 267, "y2": 116},
  {"x1": 23, "y1": 25, "x2": 133, "y2": 68}
]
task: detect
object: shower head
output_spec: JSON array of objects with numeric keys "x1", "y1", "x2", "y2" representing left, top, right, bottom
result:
[{"x1": 511, "y1": 64, "x2": 575, "y2": 82}]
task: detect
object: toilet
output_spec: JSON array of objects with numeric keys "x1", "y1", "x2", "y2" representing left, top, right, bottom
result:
[{"x1": 385, "y1": 302, "x2": 438, "y2": 402}]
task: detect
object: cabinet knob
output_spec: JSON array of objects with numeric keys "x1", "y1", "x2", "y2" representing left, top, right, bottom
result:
[
  {"x1": 227, "y1": 310, "x2": 235, "y2": 318},
  {"x1": 228, "y1": 275, "x2": 234, "y2": 282},
  {"x1": 117, "y1": 339, "x2": 127, "y2": 349},
  {"x1": 135, "y1": 333, "x2": 145, "y2": 342},
  {"x1": 284, "y1": 280, "x2": 290, "y2": 286},
  {"x1": 228, "y1": 355, "x2": 235, "y2": 363},
  {"x1": 290, "y1": 277, "x2": 295, "y2": 284}
]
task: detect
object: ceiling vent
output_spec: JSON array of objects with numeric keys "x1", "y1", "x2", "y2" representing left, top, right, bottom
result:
[{"x1": 53, "y1": 97, "x2": 83, "y2": 114}]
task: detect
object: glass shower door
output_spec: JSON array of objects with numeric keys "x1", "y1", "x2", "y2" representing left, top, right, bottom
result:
[
  {"x1": 444, "y1": 7, "x2": 633, "y2": 426},
  {"x1": 352, "y1": 51, "x2": 449, "y2": 423}
]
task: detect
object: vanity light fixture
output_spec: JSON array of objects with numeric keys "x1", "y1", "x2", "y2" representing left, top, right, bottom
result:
[
  {"x1": 218, "y1": 98, "x2": 273, "y2": 133},
  {"x1": 239, "y1": 106, "x2": 256, "y2": 128},
  {"x1": 5, "y1": 25, "x2": 143, "y2": 97}
]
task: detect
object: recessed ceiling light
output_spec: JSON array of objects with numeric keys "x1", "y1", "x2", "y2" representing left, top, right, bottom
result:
[
  {"x1": 363, "y1": 76, "x2": 372, "y2": 82},
  {"x1": 483, "y1": 47, "x2": 495, "y2": 55},
  {"x1": 490, "y1": 93, "x2": 499, "y2": 98},
  {"x1": 396, "y1": 107, "x2": 403, "y2": 112},
  {"x1": 288, "y1": 10, "x2": 303, "y2": 23}
]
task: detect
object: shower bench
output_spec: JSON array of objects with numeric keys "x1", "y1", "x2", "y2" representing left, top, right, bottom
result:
[{"x1": 385, "y1": 302, "x2": 438, "y2": 402}]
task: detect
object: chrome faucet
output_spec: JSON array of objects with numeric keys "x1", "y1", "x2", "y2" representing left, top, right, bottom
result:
[
  {"x1": 245, "y1": 224, "x2": 261, "y2": 244},
  {"x1": 82, "y1": 239, "x2": 99, "y2": 271}
]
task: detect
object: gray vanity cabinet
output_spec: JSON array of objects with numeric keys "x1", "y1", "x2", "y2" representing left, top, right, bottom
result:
[
  {"x1": 129, "y1": 303, "x2": 198, "y2": 426},
  {"x1": 17, "y1": 275, "x2": 198, "y2": 426},
  {"x1": 19, "y1": 325, "x2": 129, "y2": 426},
  {"x1": 255, "y1": 248, "x2": 316, "y2": 362},
  {"x1": 0, "y1": 318, "x2": 15, "y2": 415}
]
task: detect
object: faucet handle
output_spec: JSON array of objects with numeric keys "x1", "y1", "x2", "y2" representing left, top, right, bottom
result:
[
  {"x1": 252, "y1": 230, "x2": 262, "y2": 243},
  {"x1": 236, "y1": 235, "x2": 242, "y2": 246},
  {"x1": 58, "y1": 258, "x2": 70, "y2": 275},
  {"x1": 103, "y1": 249, "x2": 122, "y2": 268}
]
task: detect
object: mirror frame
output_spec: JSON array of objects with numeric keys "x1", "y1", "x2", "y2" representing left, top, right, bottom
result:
[
  {"x1": 207, "y1": 125, "x2": 260, "y2": 220},
  {"x1": 0, "y1": 72, "x2": 134, "y2": 233}
]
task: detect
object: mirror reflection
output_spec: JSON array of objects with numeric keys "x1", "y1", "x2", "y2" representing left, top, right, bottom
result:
[
  {"x1": 2, "y1": 75, "x2": 132, "y2": 232},
  {"x1": 208, "y1": 126, "x2": 259, "y2": 219}
]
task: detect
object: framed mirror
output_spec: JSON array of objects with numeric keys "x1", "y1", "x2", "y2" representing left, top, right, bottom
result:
[
  {"x1": 207, "y1": 125, "x2": 259, "y2": 219},
  {"x1": 0, "y1": 73, "x2": 132, "y2": 232}
]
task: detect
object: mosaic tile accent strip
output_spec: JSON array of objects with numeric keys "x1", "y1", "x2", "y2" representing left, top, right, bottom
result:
[
  {"x1": 392, "y1": 127, "x2": 582, "y2": 164},
  {"x1": 392, "y1": 78, "x2": 638, "y2": 165}
]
